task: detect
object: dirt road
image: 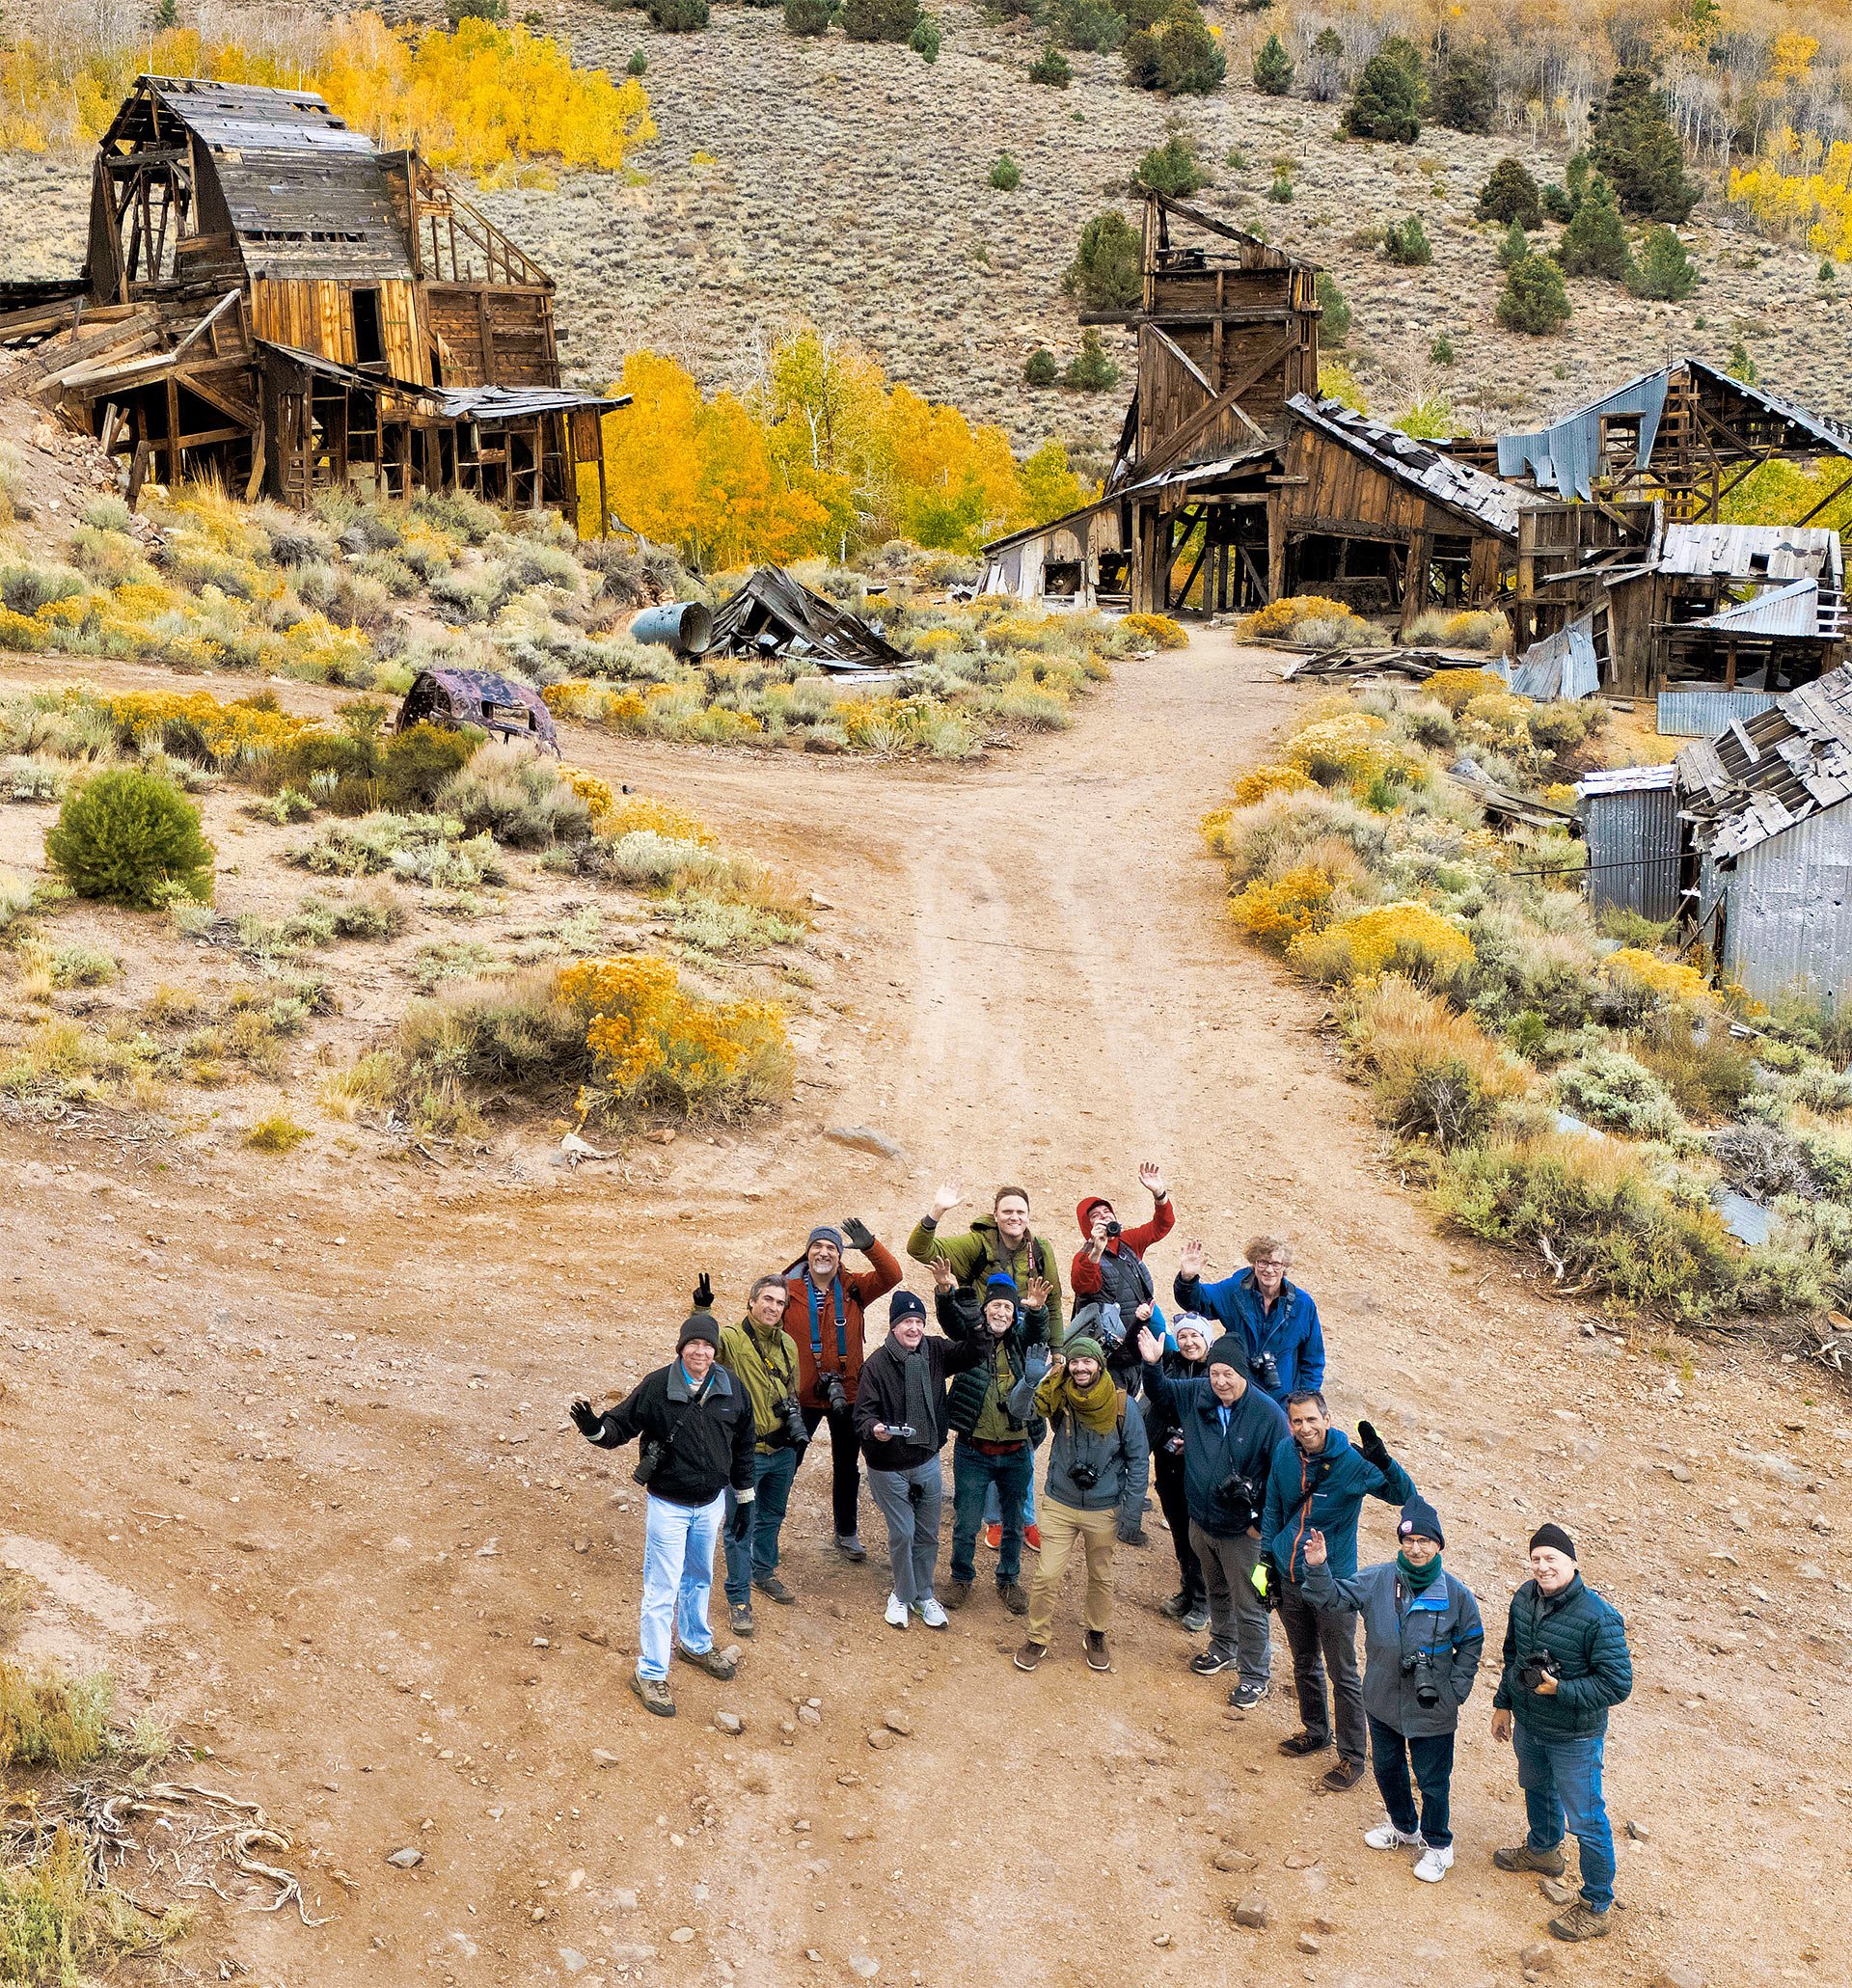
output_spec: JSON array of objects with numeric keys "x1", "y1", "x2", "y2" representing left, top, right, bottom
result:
[{"x1": 4, "y1": 633, "x2": 1844, "y2": 1987}]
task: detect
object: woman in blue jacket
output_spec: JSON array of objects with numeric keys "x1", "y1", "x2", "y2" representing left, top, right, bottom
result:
[{"x1": 1300, "y1": 1496, "x2": 1484, "y2": 1885}]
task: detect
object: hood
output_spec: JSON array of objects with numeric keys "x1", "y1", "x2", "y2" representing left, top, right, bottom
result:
[{"x1": 1076, "y1": 1195, "x2": 1113, "y2": 1239}]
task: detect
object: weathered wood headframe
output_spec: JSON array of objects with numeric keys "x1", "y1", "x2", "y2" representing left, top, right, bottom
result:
[{"x1": 0, "y1": 74, "x2": 619, "y2": 516}]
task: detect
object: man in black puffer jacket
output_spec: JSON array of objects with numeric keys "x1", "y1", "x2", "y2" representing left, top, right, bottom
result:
[
  {"x1": 854, "y1": 1288, "x2": 986, "y2": 1633},
  {"x1": 570, "y1": 1308, "x2": 756, "y2": 1721},
  {"x1": 938, "y1": 1266, "x2": 1049, "y2": 1618},
  {"x1": 1144, "y1": 1316, "x2": 1212, "y2": 1632}
]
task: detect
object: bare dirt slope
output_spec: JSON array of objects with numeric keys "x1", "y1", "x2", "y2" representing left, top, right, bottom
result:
[{"x1": 4, "y1": 634, "x2": 1847, "y2": 1987}]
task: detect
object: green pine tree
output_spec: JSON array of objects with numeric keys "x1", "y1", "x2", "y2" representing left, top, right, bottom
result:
[
  {"x1": 1252, "y1": 32, "x2": 1294, "y2": 97},
  {"x1": 1628, "y1": 225, "x2": 1698, "y2": 301},
  {"x1": 1559, "y1": 177, "x2": 1633, "y2": 282},
  {"x1": 1496, "y1": 255, "x2": 1571, "y2": 336},
  {"x1": 1590, "y1": 68, "x2": 1699, "y2": 222}
]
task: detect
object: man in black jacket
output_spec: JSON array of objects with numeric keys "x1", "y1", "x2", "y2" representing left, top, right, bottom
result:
[
  {"x1": 571, "y1": 1311, "x2": 756, "y2": 1719},
  {"x1": 1145, "y1": 1316, "x2": 1212, "y2": 1633},
  {"x1": 853, "y1": 1287, "x2": 986, "y2": 1632},
  {"x1": 1137, "y1": 1322, "x2": 1288, "y2": 1709}
]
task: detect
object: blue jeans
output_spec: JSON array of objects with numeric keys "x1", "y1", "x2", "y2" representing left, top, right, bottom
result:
[
  {"x1": 638, "y1": 1490, "x2": 723, "y2": 1681},
  {"x1": 1513, "y1": 1720, "x2": 1616, "y2": 1912},
  {"x1": 951, "y1": 1440, "x2": 1033, "y2": 1585},
  {"x1": 982, "y1": 1471, "x2": 1036, "y2": 1529},
  {"x1": 722, "y1": 1445, "x2": 799, "y2": 1606},
  {"x1": 1368, "y1": 1713, "x2": 1456, "y2": 1849}
]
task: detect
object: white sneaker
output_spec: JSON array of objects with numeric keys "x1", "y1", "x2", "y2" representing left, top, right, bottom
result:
[
  {"x1": 1413, "y1": 1843, "x2": 1455, "y2": 1883},
  {"x1": 885, "y1": 1593, "x2": 909, "y2": 1630},
  {"x1": 1364, "y1": 1819, "x2": 1424, "y2": 1851},
  {"x1": 918, "y1": 1597, "x2": 949, "y2": 1630}
]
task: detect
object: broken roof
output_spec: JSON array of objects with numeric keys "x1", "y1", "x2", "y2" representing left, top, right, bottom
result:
[
  {"x1": 1675, "y1": 666, "x2": 1852, "y2": 861},
  {"x1": 1286, "y1": 395, "x2": 1539, "y2": 538},
  {"x1": 424, "y1": 385, "x2": 629, "y2": 423},
  {"x1": 1654, "y1": 521, "x2": 1843, "y2": 585},
  {"x1": 708, "y1": 567, "x2": 905, "y2": 672},
  {"x1": 1681, "y1": 576, "x2": 1829, "y2": 640}
]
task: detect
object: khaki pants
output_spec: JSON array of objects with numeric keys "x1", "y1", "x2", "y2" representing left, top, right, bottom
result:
[{"x1": 1027, "y1": 1498, "x2": 1117, "y2": 1646}]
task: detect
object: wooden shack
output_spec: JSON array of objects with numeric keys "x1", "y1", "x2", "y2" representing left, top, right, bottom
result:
[{"x1": 0, "y1": 74, "x2": 620, "y2": 516}]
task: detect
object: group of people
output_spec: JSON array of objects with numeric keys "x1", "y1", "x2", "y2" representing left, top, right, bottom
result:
[{"x1": 568, "y1": 1170, "x2": 1635, "y2": 1947}]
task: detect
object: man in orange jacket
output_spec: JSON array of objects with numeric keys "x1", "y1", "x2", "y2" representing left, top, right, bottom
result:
[{"x1": 784, "y1": 1219, "x2": 902, "y2": 1562}]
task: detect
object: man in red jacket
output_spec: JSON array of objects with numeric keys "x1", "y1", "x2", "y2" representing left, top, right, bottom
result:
[
  {"x1": 1072, "y1": 1161, "x2": 1175, "y2": 1387},
  {"x1": 785, "y1": 1219, "x2": 902, "y2": 1563}
]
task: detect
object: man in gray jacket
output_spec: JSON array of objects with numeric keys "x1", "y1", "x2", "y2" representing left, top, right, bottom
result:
[
  {"x1": 1010, "y1": 1335, "x2": 1150, "y2": 1675},
  {"x1": 1300, "y1": 1495, "x2": 1484, "y2": 1884}
]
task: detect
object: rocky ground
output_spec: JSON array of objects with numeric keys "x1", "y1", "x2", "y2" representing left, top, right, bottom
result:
[
  {"x1": 4, "y1": 3, "x2": 1844, "y2": 472},
  {"x1": 2, "y1": 629, "x2": 1847, "y2": 1988}
]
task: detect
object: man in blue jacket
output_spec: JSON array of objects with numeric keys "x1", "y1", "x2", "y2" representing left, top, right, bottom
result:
[
  {"x1": 1136, "y1": 1323, "x2": 1288, "y2": 1709},
  {"x1": 1490, "y1": 1524, "x2": 1634, "y2": 1944},
  {"x1": 1300, "y1": 1497, "x2": 1484, "y2": 1885},
  {"x1": 1172, "y1": 1234, "x2": 1324, "y2": 1407},
  {"x1": 1263, "y1": 1391, "x2": 1416, "y2": 1790}
]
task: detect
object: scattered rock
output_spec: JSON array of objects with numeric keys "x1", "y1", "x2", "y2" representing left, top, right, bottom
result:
[
  {"x1": 826, "y1": 1125, "x2": 907, "y2": 1161},
  {"x1": 559, "y1": 1949, "x2": 587, "y2": 1975},
  {"x1": 1539, "y1": 1876, "x2": 1578, "y2": 1905},
  {"x1": 1152, "y1": 1930, "x2": 1172, "y2": 1947},
  {"x1": 1283, "y1": 1849, "x2": 1318, "y2": 1868},
  {"x1": 866, "y1": 1729, "x2": 895, "y2": 1751},
  {"x1": 1212, "y1": 1846, "x2": 1258, "y2": 1872},
  {"x1": 1232, "y1": 1895, "x2": 1269, "y2": 1929},
  {"x1": 590, "y1": 1748, "x2": 620, "y2": 1768},
  {"x1": 1665, "y1": 1462, "x2": 1693, "y2": 1483},
  {"x1": 1520, "y1": 1941, "x2": 1556, "y2": 1972},
  {"x1": 715, "y1": 1710, "x2": 744, "y2": 1735},
  {"x1": 613, "y1": 1889, "x2": 639, "y2": 1912},
  {"x1": 578, "y1": 1625, "x2": 610, "y2": 1648},
  {"x1": 882, "y1": 1709, "x2": 913, "y2": 1736},
  {"x1": 385, "y1": 1847, "x2": 422, "y2": 1869},
  {"x1": 1650, "y1": 1967, "x2": 1708, "y2": 1988},
  {"x1": 849, "y1": 1957, "x2": 880, "y2": 1980},
  {"x1": 668, "y1": 1925, "x2": 695, "y2": 1944},
  {"x1": 1625, "y1": 1818, "x2": 1649, "y2": 1842},
  {"x1": 1296, "y1": 1932, "x2": 1321, "y2": 1954},
  {"x1": 797, "y1": 1704, "x2": 821, "y2": 1725}
]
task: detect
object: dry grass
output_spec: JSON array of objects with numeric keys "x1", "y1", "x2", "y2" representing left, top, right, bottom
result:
[
  {"x1": 0, "y1": 1660, "x2": 111, "y2": 1773},
  {"x1": 1345, "y1": 973, "x2": 1531, "y2": 1146},
  {"x1": 243, "y1": 1111, "x2": 311, "y2": 1154}
]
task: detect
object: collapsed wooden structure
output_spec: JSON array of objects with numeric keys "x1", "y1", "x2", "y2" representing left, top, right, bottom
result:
[{"x1": 0, "y1": 75, "x2": 620, "y2": 515}]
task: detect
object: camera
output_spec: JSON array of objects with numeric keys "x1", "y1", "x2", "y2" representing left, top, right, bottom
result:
[
  {"x1": 1164, "y1": 1429, "x2": 1185, "y2": 1455},
  {"x1": 885, "y1": 1423, "x2": 918, "y2": 1442},
  {"x1": 777, "y1": 1394, "x2": 807, "y2": 1449},
  {"x1": 1252, "y1": 1348, "x2": 1281, "y2": 1393},
  {"x1": 1518, "y1": 1650, "x2": 1560, "y2": 1693},
  {"x1": 1212, "y1": 1471, "x2": 1261, "y2": 1529},
  {"x1": 823, "y1": 1373, "x2": 850, "y2": 1420},
  {"x1": 1104, "y1": 1219, "x2": 1123, "y2": 1239},
  {"x1": 633, "y1": 1435, "x2": 666, "y2": 1487},
  {"x1": 1070, "y1": 1459, "x2": 1100, "y2": 1491},
  {"x1": 1399, "y1": 1652, "x2": 1442, "y2": 1708}
]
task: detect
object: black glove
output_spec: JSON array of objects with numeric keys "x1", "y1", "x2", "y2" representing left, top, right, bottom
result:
[
  {"x1": 569, "y1": 1398, "x2": 600, "y2": 1437},
  {"x1": 1356, "y1": 1419, "x2": 1393, "y2": 1472},
  {"x1": 728, "y1": 1498, "x2": 753, "y2": 1543},
  {"x1": 693, "y1": 1271, "x2": 714, "y2": 1311},
  {"x1": 1117, "y1": 1516, "x2": 1148, "y2": 1546},
  {"x1": 840, "y1": 1216, "x2": 876, "y2": 1254}
]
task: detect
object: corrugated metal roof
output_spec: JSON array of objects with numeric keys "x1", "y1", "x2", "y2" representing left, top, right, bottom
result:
[
  {"x1": 1684, "y1": 576, "x2": 1825, "y2": 639},
  {"x1": 1684, "y1": 355, "x2": 1852, "y2": 459},
  {"x1": 426, "y1": 385, "x2": 628, "y2": 422},
  {"x1": 1287, "y1": 395, "x2": 1539, "y2": 538},
  {"x1": 1656, "y1": 523, "x2": 1841, "y2": 583},
  {"x1": 1656, "y1": 689, "x2": 1781, "y2": 737},
  {"x1": 1498, "y1": 367, "x2": 1671, "y2": 501},
  {"x1": 1675, "y1": 665, "x2": 1852, "y2": 861},
  {"x1": 1512, "y1": 609, "x2": 1601, "y2": 698},
  {"x1": 1577, "y1": 764, "x2": 1678, "y2": 795}
]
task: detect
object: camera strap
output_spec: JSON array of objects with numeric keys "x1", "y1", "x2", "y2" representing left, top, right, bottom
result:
[{"x1": 647, "y1": 1369, "x2": 716, "y2": 1484}]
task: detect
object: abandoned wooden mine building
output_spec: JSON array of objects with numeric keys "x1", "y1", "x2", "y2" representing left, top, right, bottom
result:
[
  {"x1": 0, "y1": 75, "x2": 619, "y2": 515},
  {"x1": 981, "y1": 193, "x2": 1536, "y2": 623}
]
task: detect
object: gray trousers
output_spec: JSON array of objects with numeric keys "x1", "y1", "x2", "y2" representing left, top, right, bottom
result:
[
  {"x1": 1280, "y1": 1578, "x2": 1367, "y2": 1761},
  {"x1": 868, "y1": 1457, "x2": 943, "y2": 1608},
  {"x1": 1189, "y1": 1522, "x2": 1271, "y2": 1689}
]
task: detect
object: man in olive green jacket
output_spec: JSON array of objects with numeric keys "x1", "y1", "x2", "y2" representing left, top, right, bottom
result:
[{"x1": 718, "y1": 1276, "x2": 805, "y2": 1638}]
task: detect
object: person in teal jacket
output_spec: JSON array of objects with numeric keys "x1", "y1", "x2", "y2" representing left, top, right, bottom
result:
[{"x1": 1490, "y1": 1524, "x2": 1634, "y2": 1945}]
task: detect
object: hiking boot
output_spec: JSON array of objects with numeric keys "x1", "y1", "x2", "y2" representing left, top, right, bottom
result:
[
  {"x1": 836, "y1": 1533, "x2": 867, "y2": 1563},
  {"x1": 727, "y1": 1601, "x2": 754, "y2": 1638},
  {"x1": 630, "y1": 1673, "x2": 675, "y2": 1718},
  {"x1": 1013, "y1": 1640, "x2": 1048, "y2": 1673},
  {"x1": 1158, "y1": 1591, "x2": 1193, "y2": 1620},
  {"x1": 982, "y1": 1522, "x2": 1002, "y2": 1551},
  {"x1": 1121, "y1": 1524, "x2": 1149, "y2": 1547},
  {"x1": 1181, "y1": 1603, "x2": 1210, "y2": 1633},
  {"x1": 1279, "y1": 1729, "x2": 1330, "y2": 1757},
  {"x1": 754, "y1": 1574, "x2": 795, "y2": 1606},
  {"x1": 1190, "y1": 1648, "x2": 1238, "y2": 1676},
  {"x1": 1321, "y1": 1757, "x2": 1367, "y2": 1792},
  {"x1": 1084, "y1": 1630, "x2": 1111, "y2": 1673},
  {"x1": 944, "y1": 1578, "x2": 973, "y2": 1611},
  {"x1": 1227, "y1": 1680, "x2": 1269, "y2": 1710},
  {"x1": 884, "y1": 1593, "x2": 909, "y2": 1631},
  {"x1": 1548, "y1": 1903, "x2": 1611, "y2": 1943},
  {"x1": 674, "y1": 1642, "x2": 738, "y2": 1681},
  {"x1": 1023, "y1": 1524, "x2": 1043, "y2": 1552},
  {"x1": 1494, "y1": 1842, "x2": 1567, "y2": 1877},
  {"x1": 1413, "y1": 1843, "x2": 1455, "y2": 1884},
  {"x1": 998, "y1": 1580, "x2": 1029, "y2": 1616}
]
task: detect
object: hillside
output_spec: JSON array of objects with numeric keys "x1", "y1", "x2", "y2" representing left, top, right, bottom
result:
[{"x1": 7, "y1": 4, "x2": 1844, "y2": 467}]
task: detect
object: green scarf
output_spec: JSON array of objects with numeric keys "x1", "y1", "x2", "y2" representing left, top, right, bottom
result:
[
  {"x1": 1034, "y1": 1365, "x2": 1120, "y2": 1436},
  {"x1": 1398, "y1": 1550, "x2": 1443, "y2": 1592}
]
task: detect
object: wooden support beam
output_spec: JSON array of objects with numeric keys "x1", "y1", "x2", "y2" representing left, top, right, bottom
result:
[{"x1": 1135, "y1": 338, "x2": 1285, "y2": 480}]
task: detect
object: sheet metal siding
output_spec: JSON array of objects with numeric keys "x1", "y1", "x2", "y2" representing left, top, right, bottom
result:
[
  {"x1": 1584, "y1": 784, "x2": 1681, "y2": 922},
  {"x1": 1723, "y1": 805, "x2": 1852, "y2": 1011},
  {"x1": 1657, "y1": 690, "x2": 1782, "y2": 737}
]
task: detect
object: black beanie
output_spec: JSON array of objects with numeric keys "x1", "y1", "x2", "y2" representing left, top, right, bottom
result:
[
  {"x1": 678, "y1": 1312, "x2": 720, "y2": 1351},
  {"x1": 888, "y1": 1289, "x2": 927, "y2": 1327},
  {"x1": 1529, "y1": 1522, "x2": 1576, "y2": 1561},
  {"x1": 1398, "y1": 1495, "x2": 1444, "y2": 1547},
  {"x1": 1206, "y1": 1334, "x2": 1248, "y2": 1376}
]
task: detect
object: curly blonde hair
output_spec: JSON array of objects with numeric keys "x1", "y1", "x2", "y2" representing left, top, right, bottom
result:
[{"x1": 1244, "y1": 1235, "x2": 1294, "y2": 1267}]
